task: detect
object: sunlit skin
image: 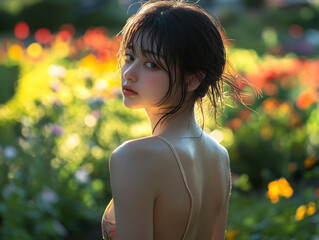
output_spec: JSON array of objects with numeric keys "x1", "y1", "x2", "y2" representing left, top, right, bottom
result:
[{"x1": 108, "y1": 35, "x2": 231, "y2": 240}]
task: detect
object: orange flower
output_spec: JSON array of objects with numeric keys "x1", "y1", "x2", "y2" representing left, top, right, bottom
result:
[
  {"x1": 226, "y1": 118, "x2": 242, "y2": 131},
  {"x1": 226, "y1": 230, "x2": 239, "y2": 239},
  {"x1": 295, "y1": 202, "x2": 317, "y2": 221},
  {"x1": 296, "y1": 89, "x2": 317, "y2": 110},
  {"x1": 261, "y1": 98, "x2": 280, "y2": 115},
  {"x1": 304, "y1": 156, "x2": 316, "y2": 169},
  {"x1": 267, "y1": 177, "x2": 293, "y2": 203}
]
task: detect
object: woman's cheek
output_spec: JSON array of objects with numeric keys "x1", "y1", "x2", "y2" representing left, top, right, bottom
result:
[{"x1": 145, "y1": 72, "x2": 169, "y2": 97}]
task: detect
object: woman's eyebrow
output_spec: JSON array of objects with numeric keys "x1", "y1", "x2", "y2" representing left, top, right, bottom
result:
[
  {"x1": 141, "y1": 49, "x2": 164, "y2": 60},
  {"x1": 126, "y1": 45, "x2": 164, "y2": 60}
]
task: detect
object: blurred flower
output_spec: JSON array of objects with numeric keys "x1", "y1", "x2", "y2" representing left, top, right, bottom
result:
[
  {"x1": 14, "y1": 21, "x2": 29, "y2": 39},
  {"x1": 226, "y1": 118, "x2": 242, "y2": 131},
  {"x1": 263, "y1": 82, "x2": 278, "y2": 96},
  {"x1": 66, "y1": 134, "x2": 80, "y2": 149},
  {"x1": 27, "y1": 43, "x2": 43, "y2": 59},
  {"x1": 41, "y1": 188, "x2": 58, "y2": 204},
  {"x1": 261, "y1": 98, "x2": 280, "y2": 116},
  {"x1": 95, "y1": 78, "x2": 109, "y2": 91},
  {"x1": 267, "y1": 177, "x2": 293, "y2": 203},
  {"x1": 295, "y1": 204, "x2": 307, "y2": 221},
  {"x1": 48, "y1": 65, "x2": 66, "y2": 78},
  {"x1": 50, "y1": 124, "x2": 64, "y2": 136},
  {"x1": 84, "y1": 114, "x2": 97, "y2": 127},
  {"x1": 226, "y1": 230, "x2": 239, "y2": 240},
  {"x1": 3, "y1": 145, "x2": 18, "y2": 159},
  {"x1": 295, "y1": 202, "x2": 317, "y2": 221},
  {"x1": 304, "y1": 156, "x2": 316, "y2": 169},
  {"x1": 53, "y1": 220, "x2": 67, "y2": 236},
  {"x1": 296, "y1": 88, "x2": 317, "y2": 110},
  {"x1": 57, "y1": 30, "x2": 72, "y2": 43},
  {"x1": 35, "y1": 28, "x2": 53, "y2": 45},
  {"x1": 50, "y1": 80, "x2": 62, "y2": 92},
  {"x1": 75, "y1": 167, "x2": 90, "y2": 184},
  {"x1": 52, "y1": 40, "x2": 70, "y2": 58},
  {"x1": 289, "y1": 24, "x2": 303, "y2": 39},
  {"x1": 91, "y1": 146, "x2": 104, "y2": 159},
  {"x1": 315, "y1": 188, "x2": 319, "y2": 199},
  {"x1": 60, "y1": 24, "x2": 75, "y2": 38},
  {"x1": 307, "y1": 202, "x2": 316, "y2": 216},
  {"x1": 8, "y1": 44, "x2": 24, "y2": 61}
]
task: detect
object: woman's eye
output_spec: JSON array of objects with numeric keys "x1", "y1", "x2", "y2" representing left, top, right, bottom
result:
[
  {"x1": 125, "y1": 54, "x2": 134, "y2": 61},
  {"x1": 145, "y1": 62, "x2": 157, "y2": 69}
]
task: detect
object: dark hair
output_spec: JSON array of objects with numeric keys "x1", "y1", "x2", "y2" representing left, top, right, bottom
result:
[{"x1": 117, "y1": 0, "x2": 261, "y2": 134}]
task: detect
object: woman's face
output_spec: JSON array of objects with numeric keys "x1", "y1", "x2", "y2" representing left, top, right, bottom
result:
[{"x1": 121, "y1": 39, "x2": 174, "y2": 110}]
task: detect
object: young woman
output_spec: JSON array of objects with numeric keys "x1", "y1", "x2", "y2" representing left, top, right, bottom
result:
[{"x1": 102, "y1": 0, "x2": 258, "y2": 239}]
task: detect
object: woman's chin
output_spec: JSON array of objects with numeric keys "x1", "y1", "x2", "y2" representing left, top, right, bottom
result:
[{"x1": 123, "y1": 99, "x2": 143, "y2": 109}]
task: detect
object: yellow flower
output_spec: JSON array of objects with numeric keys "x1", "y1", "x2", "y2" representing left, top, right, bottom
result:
[
  {"x1": 267, "y1": 178, "x2": 293, "y2": 203},
  {"x1": 226, "y1": 230, "x2": 239, "y2": 240},
  {"x1": 8, "y1": 44, "x2": 24, "y2": 61},
  {"x1": 307, "y1": 202, "x2": 316, "y2": 216},
  {"x1": 295, "y1": 202, "x2": 317, "y2": 221},
  {"x1": 295, "y1": 205, "x2": 307, "y2": 221}
]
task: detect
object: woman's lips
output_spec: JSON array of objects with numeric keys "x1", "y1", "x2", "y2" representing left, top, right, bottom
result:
[{"x1": 123, "y1": 85, "x2": 137, "y2": 96}]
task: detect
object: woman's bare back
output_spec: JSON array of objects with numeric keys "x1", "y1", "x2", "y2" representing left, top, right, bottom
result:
[{"x1": 141, "y1": 131, "x2": 231, "y2": 240}]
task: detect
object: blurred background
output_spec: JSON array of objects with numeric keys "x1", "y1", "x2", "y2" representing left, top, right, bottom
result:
[{"x1": 0, "y1": 0, "x2": 318, "y2": 239}]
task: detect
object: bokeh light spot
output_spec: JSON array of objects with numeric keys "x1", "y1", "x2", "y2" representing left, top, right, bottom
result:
[
  {"x1": 8, "y1": 44, "x2": 24, "y2": 61},
  {"x1": 35, "y1": 28, "x2": 52, "y2": 45},
  {"x1": 296, "y1": 89, "x2": 316, "y2": 110},
  {"x1": 289, "y1": 24, "x2": 304, "y2": 39},
  {"x1": 27, "y1": 43, "x2": 43, "y2": 58},
  {"x1": 60, "y1": 24, "x2": 76, "y2": 37},
  {"x1": 14, "y1": 21, "x2": 29, "y2": 39}
]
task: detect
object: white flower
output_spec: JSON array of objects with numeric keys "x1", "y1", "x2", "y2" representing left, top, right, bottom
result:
[
  {"x1": 66, "y1": 134, "x2": 80, "y2": 149},
  {"x1": 75, "y1": 167, "x2": 90, "y2": 184},
  {"x1": 3, "y1": 145, "x2": 17, "y2": 159},
  {"x1": 48, "y1": 64, "x2": 66, "y2": 78}
]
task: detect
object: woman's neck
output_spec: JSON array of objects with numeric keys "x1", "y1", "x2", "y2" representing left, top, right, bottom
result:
[{"x1": 145, "y1": 104, "x2": 202, "y2": 139}]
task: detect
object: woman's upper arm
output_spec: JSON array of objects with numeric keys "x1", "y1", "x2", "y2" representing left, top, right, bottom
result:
[
  {"x1": 212, "y1": 145, "x2": 232, "y2": 240},
  {"x1": 212, "y1": 191, "x2": 230, "y2": 240},
  {"x1": 109, "y1": 141, "x2": 157, "y2": 240}
]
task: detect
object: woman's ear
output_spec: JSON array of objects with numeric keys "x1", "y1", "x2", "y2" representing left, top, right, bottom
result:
[{"x1": 187, "y1": 71, "x2": 205, "y2": 92}]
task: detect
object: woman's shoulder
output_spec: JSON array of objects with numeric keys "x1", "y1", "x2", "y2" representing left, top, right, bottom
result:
[
  {"x1": 109, "y1": 136, "x2": 167, "y2": 171},
  {"x1": 111, "y1": 136, "x2": 164, "y2": 157},
  {"x1": 109, "y1": 136, "x2": 169, "y2": 192},
  {"x1": 202, "y1": 131, "x2": 229, "y2": 161}
]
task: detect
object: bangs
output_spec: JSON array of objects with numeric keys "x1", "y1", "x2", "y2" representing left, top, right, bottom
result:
[{"x1": 121, "y1": 20, "x2": 170, "y2": 73}]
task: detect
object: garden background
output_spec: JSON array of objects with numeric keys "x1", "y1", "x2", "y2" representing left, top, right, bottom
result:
[{"x1": 0, "y1": 0, "x2": 318, "y2": 239}]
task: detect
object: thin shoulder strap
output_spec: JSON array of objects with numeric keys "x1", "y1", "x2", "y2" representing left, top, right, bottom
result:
[{"x1": 155, "y1": 135, "x2": 193, "y2": 240}]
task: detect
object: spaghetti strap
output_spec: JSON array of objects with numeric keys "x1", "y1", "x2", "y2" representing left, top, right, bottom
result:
[{"x1": 155, "y1": 135, "x2": 193, "y2": 240}]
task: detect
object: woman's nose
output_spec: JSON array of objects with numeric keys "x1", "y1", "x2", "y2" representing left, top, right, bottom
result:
[{"x1": 123, "y1": 62, "x2": 138, "y2": 82}]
